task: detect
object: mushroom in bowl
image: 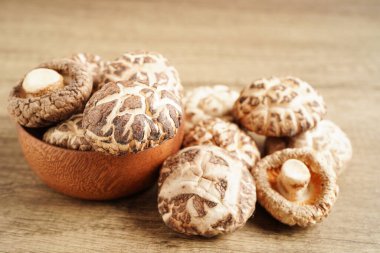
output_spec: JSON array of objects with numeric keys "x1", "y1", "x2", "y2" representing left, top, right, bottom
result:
[
  {"x1": 9, "y1": 53, "x2": 184, "y2": 200},
  {"x1": 8, "y1": 59, "x2": 92, "y2": 128}
]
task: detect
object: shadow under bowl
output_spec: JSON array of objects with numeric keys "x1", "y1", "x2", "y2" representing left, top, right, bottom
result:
[{"x1": 16, "y1": 124, "x2": 184, "y2": 200}]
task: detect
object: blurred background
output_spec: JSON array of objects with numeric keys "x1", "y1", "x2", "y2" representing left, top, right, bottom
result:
[
  {"x1": 1, "y1": 0, "x2": 379, "y2": 87},
  {"x1": 2, "y1": 0, "x2": 379, "y2": 130}
]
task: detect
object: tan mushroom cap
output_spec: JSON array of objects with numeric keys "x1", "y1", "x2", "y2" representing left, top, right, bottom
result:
[
  {"x1": 183, "y1": 85, "x2": 239, "y2": 132},
  {"x1": 265, "y1": 120, "x2": 352, "y2": 175},
  {"x1": 183, "y1": 118, "x2": 260, "y2": 169},
  {"x1": 233, "y1": 77, "x2": 326, "y2": 137},
  {"x1": 43, "y1": 113, "x2": 93, "y2": 151},
  {"x1": 82, "y1": 79, "x2": 183, "y2": 155},
  {"x1": 8, "y1": 59, "x2": 93, "y2": 127},
  {"x1": 158, "y1": 145, "x2": 256, "y2": 237},
  {"x1": 253, "y1": 148, "x2": 338, "y2": 227},
  {"x1": 102, "y1": 51, "x2": 183, "y2": 96},
  {"x1": 69, "y1": 53, "x2": 105, "y2": 91}
]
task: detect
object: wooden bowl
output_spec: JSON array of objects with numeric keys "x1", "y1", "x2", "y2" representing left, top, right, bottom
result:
[{"x1": 16, "y1": 124, "x2": 184, "y2": 200}]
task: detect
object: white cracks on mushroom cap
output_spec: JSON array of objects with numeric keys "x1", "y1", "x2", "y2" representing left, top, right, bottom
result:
[
  {"x1": 276, "y1": 159, "x2": 311, "y2": 202},
  {"x1": 43, "y1": 113, "x2": 93, "y2": 151},
  {"x1": 183, "y1": 118, "x2": 260, "y2": 169},
  {"x1": 22, "y1": 68, "x2": 64, "y2": 96},
  {"x1": 183, "y1": 85, "x2": 239, "y2": 132},
  {"x1": 233, "y1": 76, "x2": 326, "y2": 137},
  {"x1": 82, "y1": 80, "x2": 183, "y2": 155},
  {"x1": 264, "y1": 120, "x2": 353, "y2": 176},
  {"x1": 157, "y1": 145, "x2": 256, "y2": 236}
]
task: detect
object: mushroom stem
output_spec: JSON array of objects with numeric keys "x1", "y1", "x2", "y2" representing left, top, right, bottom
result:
[
  {"x1": 277, "y1": 159, "x2": 311, "y2": 201},
  {"x1": 22, "y1": 68, "x2": 64, "y2": 95}
]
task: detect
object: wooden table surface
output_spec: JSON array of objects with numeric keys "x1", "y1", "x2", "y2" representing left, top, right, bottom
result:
[{"x1": 1, "y1": 0, "x2": 379, "y2": 252}]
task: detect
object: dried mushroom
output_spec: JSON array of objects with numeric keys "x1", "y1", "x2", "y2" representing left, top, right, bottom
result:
[
  {"x1": 265, "y1": 120, "x2": 352, "y2": 175},
  {"x1": 158, "y1": 145, "x2": 256, "y2": 237},
  {"x1": 69, "y1": 53, "x2": 105, "y2": 91},
  {"x1": 102, "y1": 51, "x2": 182, "y2": 96},
  {"x1": 183, "y1": 118, "x2": 260, "y2": 169},
  {"x1": 183, "y1": 85, "x2": 239, "y2": 131},
  {"x1": 43, "y1": 113, "x2": 93, "y2": 151},
  {"x1": 8, "y1": 59, "x2": 92, "y2": 127},
  {"x1": 233, "y1": 77, "x2": 326, "y2": 137},
  {"x1": 82, "y1": 80, "x2": 183, "y2": 155},
  {"x1": 253, "y1": 148, "x2": 338, "y2": 227}
]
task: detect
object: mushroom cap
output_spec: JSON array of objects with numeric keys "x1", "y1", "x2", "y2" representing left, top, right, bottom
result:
[
  {"x1": 183, "y1": 85, "x2": 239, "y2": 131},
  {"x1": 233, "y1": 77, "x2": 326, "y2": 137},
  {"x1": 102, "y1": 51, "x2": 183, "y2": 96},
  {"x1": 69, "y1": 53, "x2": 105, "y2": 91},
  {"x1": 265, "y1": 120, "x2": 352, "y2": 175},
  {"x1": 158, "y1": 145, "x2": 256, "y2": 237},
  {"x1": 253, "y1": 148, "x2": 339, "y2": 227},
  {"x1": 82, "y1": 80, "x2": 183, "y2": 155},
  {"x1": 8, "y1": 59, "x2": 93, "y2": 128},
  {"x1": 43, "y1": 113, "x2": 93, "y2": 151},
  {"x1": 183, "y1": 118, "x2": 260, "y2": 169}
]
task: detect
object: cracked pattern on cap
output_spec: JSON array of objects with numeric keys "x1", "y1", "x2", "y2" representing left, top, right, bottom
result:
[
  {"x1": 102, "y1": 51, "x2": 182, "y2": 96},
  {"x1": 183, "y1": 118, "x2": 260, "y2": 169},
  {"x1": 158, "y1": 145, "x2": 256, "y2": 237},
  {"x1": 43, "y1": 113, "x2": 93, "y2": 151},
  {"x1": 265, "y1": 120, "x2": 352, "y2": 175},
  {"x1": 233, "y1": 77, "x2": 326, "y2": 137},
  {"x1": 82, "y1": 80, "x2": 183, "y2": 155},
  {"x1": 8, "y1": 59, "x2": 93, "y2": 127},
  {"x1": 184, "y1": 85, "x2": 239, "y2": 131}
]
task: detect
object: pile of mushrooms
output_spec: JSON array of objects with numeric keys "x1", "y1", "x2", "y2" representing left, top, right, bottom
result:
[
  {"x1": 164, "y1": 76, "x2": 352, "y2": 236},
  {"x1": 8, "y1": 53, "x2": 353, "y2": 237},
  {"x1": 8, "y1": 51, "x2": 183, "y2": 153}
]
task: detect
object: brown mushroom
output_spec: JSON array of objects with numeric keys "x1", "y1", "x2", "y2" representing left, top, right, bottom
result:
[
  {"x1": 264, "y1": 120, "x2": 352, "y2": 175},
  {"x1": 253, "y1": 148, "x2": 338, "y2": 227},
  {"x1": 82, "y1": 79, "x2": 183, "y2": 155},
  {"x1": 43, "y1": 113, "x2": 93, "y2": 151},
  {"x1": 233, "y1": 77, "x2": 326, "y2": 137},
  {"x1": 8, "y1": 59, "x2": 92, "y2": 127},
  {"x1": 158, "y1": 145, "x2": 256, "y2": 237},
  {"x1": 183, "y1": 85, "x2": 239, "y2": 131},
  {"x1": 69, "y1": 53, "x2": 105, "y2": 91},
  {"x1": 183, "y1": 118, "x2": 260, "y2": 169},
  {"x1": 102, "y1": 51, "x2": 183, "y2": 96}
]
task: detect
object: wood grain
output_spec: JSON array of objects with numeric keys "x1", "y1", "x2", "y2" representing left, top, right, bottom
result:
[{"x1": 0, "y1": 0, "x2": 379, "y2": 252}]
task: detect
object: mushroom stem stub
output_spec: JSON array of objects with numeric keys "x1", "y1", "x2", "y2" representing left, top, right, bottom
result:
[
  {"x1": 277, "y1": 159, "x2": 311, "y2": 202},
  {"x1": 22, "y1": 68, "x2": 64, "y2": 95}
]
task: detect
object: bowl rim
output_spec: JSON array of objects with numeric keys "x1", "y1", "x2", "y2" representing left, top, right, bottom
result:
[{"x1": 17, "y1": 122, "x2": 184, "y2": 156}]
